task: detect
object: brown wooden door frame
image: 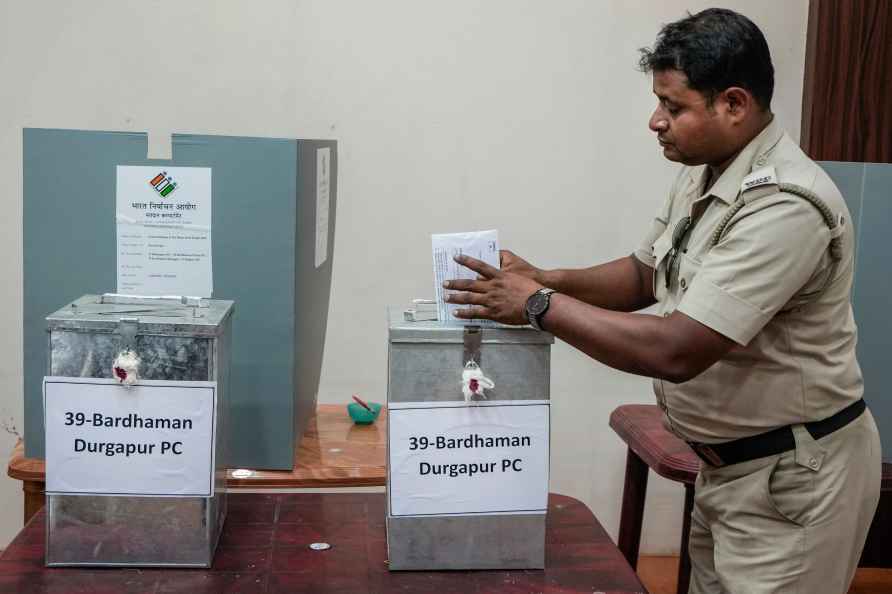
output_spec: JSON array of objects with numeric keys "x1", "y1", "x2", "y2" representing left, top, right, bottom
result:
[{"x1": 801, "y1": 0, "x2": 891, "y2": 163}]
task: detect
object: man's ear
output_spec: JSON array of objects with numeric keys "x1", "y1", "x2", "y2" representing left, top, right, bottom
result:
[{"x1": 722, "y1": 87, "x2": 752, "y2": 123}]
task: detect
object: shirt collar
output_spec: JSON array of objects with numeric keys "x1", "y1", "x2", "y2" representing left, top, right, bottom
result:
[{"x1": 686, "y1": 117, "x2": 784, "y2": 205}]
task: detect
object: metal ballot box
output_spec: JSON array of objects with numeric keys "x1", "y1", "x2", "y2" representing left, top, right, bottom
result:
[
  {"x1": 44, "y1": 294, "x2": 233, "y2": 567},
  {"x1": 386, "y1": 312, "x2": 553, "y2": 570}
]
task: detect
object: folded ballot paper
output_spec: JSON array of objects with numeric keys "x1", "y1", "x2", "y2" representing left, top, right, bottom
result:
[{"x1": 432, "y1": 229, "x2": 499, "y2": 324}]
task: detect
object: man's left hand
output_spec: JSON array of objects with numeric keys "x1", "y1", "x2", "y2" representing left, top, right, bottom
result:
[{"x1": 443, "y1": 254, "x2": 544, "y2": 325}]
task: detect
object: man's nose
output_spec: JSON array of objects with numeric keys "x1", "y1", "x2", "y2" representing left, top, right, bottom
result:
[{"x1": 649, "y1": 108, "x2": 668, "y2": 133}]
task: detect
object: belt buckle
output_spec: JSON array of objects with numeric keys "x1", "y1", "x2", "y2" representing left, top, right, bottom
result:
[{"x1": 689, "y1": 442, "x2": 724, "y2": 467}]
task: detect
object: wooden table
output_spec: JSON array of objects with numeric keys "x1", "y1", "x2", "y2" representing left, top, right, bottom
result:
[
  {"x1": 7, "y1": 404, "x2": 387, "y2": 523},
  {"x1": 0, "y1": 492, "x2": 649, "y2": 594}
]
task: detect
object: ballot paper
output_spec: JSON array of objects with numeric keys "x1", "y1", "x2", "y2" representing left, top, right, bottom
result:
[{"x1": 432, "y1": 230, "x2": 499, "y2": 323}]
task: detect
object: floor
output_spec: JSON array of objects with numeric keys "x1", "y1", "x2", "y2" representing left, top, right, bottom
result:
[{"x1": 637, "y1": 557, "x2": 892, "y2": 594}]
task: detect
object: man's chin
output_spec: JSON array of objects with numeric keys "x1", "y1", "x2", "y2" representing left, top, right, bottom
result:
[
  {"x1": 661, "y1": 146, "x2": 699, "y2": 166},
  {"x1": 661, "y1": 146, "x2": 683, "y2": 162}
]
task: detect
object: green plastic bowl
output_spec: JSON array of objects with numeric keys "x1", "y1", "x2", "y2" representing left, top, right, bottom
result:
[{"x1": 347, "y1": 401, "x2": 382, "y2": 424}]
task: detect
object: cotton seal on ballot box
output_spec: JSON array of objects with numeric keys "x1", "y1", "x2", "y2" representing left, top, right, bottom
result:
[{"x1": 386, "y1": 308, "x2": 553, "y2": 571}]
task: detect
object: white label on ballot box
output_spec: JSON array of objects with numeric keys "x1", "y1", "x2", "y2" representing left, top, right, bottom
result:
[
  {"x1": 44, "y1": 377, "x2": 217, "y2": 497},
  {"x1": 388, "y1": 400, "x2": 549, "y2": 517}
]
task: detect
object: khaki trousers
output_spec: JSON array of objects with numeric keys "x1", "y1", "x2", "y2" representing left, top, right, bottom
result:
[{"x1": 688, "y1": 409, "x2": 882, "y2": 594}]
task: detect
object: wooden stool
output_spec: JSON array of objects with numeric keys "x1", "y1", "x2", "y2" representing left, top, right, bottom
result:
[
  {"x1": 610, "y1": 404, "x2": 699, "y2": 594},
  {"x1": 610, "y1": 404, "x2": 892, "y2": 594}
]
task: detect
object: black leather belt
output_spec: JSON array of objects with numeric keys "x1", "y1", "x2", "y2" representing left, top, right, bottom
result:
[{"x1": 687, "y1": 398, "x2": 866, "y2": 467}]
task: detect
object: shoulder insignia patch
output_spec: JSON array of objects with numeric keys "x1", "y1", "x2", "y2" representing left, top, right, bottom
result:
[{"x1": 740, "y1": 166, "x2": 778, "y2": 203}]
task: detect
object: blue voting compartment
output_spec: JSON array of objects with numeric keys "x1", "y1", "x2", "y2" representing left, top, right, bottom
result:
[
  {"x1": 23, "y1": 128, "x2": 336, "y2": 469},
  {"x1": 820, "y1": 161, "x2": 891, "y2": 462}
]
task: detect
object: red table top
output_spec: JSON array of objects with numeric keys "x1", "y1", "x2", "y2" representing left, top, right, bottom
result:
[{"x1": 0, "y1": 492, "x2": 648, "y2": 594}]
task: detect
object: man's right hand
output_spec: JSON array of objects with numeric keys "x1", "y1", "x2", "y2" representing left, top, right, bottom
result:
[{"x1": 500, "y1": 250, "x2": 545, "y2": 284}]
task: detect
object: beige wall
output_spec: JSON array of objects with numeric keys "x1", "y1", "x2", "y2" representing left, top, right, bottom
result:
[{"x1": 0, "y1": 0, "x2": 808, "y2": 552}]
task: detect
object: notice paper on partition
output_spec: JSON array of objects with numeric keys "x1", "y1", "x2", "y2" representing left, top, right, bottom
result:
[
  {"x1": 315, "y1": 147, "x2": 331, "y2": 268},
  {"x1": 44, "y1": 377, "x2": 217, "y2": 497},
  {"x1": 116, "y1": 166, "x2": 212, "y2": 297},
  {"x1": 388, "y1": 400, "x2": 549, "y2": 517}
]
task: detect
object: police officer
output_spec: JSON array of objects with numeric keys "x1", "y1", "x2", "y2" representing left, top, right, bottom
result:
[{"x1": 443, "y1": 8, "x2": 881, "y2": 594}]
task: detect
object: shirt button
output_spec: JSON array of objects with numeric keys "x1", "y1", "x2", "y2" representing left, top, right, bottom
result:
[
  {"x1": 663, "y1": 312, "x2": 670, "y2": 318},
  {"x1": 809, "y1": 457, "x2": 819, "y2": 469},
  {"x1": 680, "y1": 278, "x2": 687, "y2": 290}
]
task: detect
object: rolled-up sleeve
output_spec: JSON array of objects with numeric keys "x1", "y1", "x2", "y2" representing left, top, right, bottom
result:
[
  {"x1": 678, "y1": 193, "x2": 831, "y2": 345},
  {"x1": 634, "y1": 217, "x2": 667, "y2": 268}
]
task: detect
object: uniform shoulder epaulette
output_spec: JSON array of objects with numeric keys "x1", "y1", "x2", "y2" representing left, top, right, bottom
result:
[
  {"x1": 739, "y1": 166, "x2": 779, "y2": 203},
  {"x1": 719, "y1": 165, "x2": 843, "y2": 254}
]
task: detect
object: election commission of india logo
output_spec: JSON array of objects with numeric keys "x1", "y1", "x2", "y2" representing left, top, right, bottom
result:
[{"x1": 149, "y1": 171, "x2": 178, "y2": 197}]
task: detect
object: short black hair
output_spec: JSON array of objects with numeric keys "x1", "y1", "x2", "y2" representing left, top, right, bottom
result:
[{"x1": 639, "y1": 8, "x2": 774, "y2": 110}]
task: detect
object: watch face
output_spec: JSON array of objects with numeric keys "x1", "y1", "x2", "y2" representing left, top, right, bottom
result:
[{"x1": 527, "y1": 292, "x2": 549, "y2": 316}]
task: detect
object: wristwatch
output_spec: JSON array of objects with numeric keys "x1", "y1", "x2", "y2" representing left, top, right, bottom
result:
[{"x1": 525, "y1": 288, "x2": 556, "y2": 331}]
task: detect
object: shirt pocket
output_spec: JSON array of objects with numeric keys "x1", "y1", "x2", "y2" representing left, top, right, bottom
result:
[
  {"x1": 677, "y1": 252, "x2": 701, "y2": 293},
  {"x1": 651, "y1": 231, "x2": 673, "y2": 301}
]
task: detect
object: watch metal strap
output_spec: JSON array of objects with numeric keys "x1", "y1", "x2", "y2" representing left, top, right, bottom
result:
[{"x1": 529, "y1": 288, "x2": 556, "y2": 330}]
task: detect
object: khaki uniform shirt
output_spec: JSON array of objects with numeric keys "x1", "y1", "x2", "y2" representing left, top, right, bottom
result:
[{"x1": 635, "y1": 118, "x2": 863, "y2": 443}]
